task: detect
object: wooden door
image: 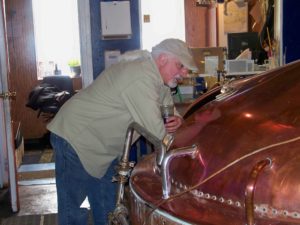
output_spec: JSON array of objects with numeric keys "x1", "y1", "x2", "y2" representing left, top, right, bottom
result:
[{"x1": 5, "y1": 0, "x2": 47, "y2": 140}]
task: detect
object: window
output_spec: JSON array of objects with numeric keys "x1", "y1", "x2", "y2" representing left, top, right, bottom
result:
[{"x1": 32, "y1": 0, "x2": 80, "y2": 79}]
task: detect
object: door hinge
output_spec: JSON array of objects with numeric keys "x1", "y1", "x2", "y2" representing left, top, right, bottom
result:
[{"x1": 0, "y1": 91, "x2": 16, "y2": 99}]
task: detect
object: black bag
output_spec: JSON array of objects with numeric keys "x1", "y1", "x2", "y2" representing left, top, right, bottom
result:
[{"x1": 26, "y1": 83, "x2": 71, "y2": 117}]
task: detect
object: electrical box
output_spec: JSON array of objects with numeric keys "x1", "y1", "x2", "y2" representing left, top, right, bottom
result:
[
  {"x1": 100, "y1": 1, "x2": 132, "y2": 39},
  {"x1": 104, "y1": 50, "x2": 121, "y2": 68},
  {"x1": 225, "y1": 59, "x2": 254, "y2": 75}
]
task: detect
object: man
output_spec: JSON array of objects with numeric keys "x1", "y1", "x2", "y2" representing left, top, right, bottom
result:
[{"x1": 47, "y1": 38, "x2": 197, "y2": 225}]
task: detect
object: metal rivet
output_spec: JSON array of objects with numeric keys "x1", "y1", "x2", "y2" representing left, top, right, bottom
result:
[
  {"x1": 227, "y1": 199, "x2": 233, "y2": 205},
  {"x1": 235, "y1": 201, "x2": 241, "y2": 207},
  {"x1": 272, "y1": 209, "x2": 277, "y2": 215},
  {"x1": 262, "y1": 207, "x2": 267, "y2": 212}
]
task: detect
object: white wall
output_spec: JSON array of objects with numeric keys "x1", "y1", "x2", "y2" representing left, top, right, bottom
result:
[{"x1": 140, "y1": 0, "x2": 185, "y2": 51}]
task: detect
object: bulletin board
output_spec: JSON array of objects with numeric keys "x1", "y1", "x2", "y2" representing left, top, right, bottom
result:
[
  {"x1": 218, "y1": 1, "x2": 248, "y2": 47},
  {"x1": 223, "y1": 1, "x2": 248, "y2": 33}
]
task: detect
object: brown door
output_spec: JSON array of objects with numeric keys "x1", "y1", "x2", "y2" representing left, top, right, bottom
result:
[{"x1": 5, "y1": 0, "x2": 48, "y2": 140}]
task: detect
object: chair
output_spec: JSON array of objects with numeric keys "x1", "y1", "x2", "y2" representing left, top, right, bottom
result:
[
  {"x1": 42, "y1": 75, "x2": 74, "y2": 95},
  {"x1": 28, "y1": 75, "x2": 74, "y2": 122}
]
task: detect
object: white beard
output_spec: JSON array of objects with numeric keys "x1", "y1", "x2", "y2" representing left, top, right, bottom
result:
[
  {"x1": 167, "y1": 74, "x2": 182, "y2": 88},
  {"x1": 167, "y1": 79, "x2": 178, "y2": 88}
]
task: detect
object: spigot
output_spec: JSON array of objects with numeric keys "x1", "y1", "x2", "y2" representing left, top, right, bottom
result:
[
  {"x1": 161, "y1": 145, "x2": 199, "y2": 199},
  {"x1": 156, "y1": 133, "x2": 174, "y2": 167}
]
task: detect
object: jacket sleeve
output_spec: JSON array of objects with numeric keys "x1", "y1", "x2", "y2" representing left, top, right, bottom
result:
[{"x1": 120, "y1": 79, "x2": 166, "y2": 140}]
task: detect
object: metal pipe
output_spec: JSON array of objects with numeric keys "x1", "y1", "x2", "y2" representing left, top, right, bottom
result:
[
  {"x1": 116, "y1": 215, "x2": 129, "y2": 225},
  {"x1": 161, "y1": 145, "x2": 199, "y2": 199},
  {"x1": 116, "y1": 122, "x2": 163, "y2": 205},
  {"x1": 245, "y1": 158, "x2": 272, "y2": 225},
  {"x1": 119, "y1": 122, "x2": 163, "y2": 165},
  {"x1": 108, "y1": 204, "x2": 129, "y2": 225},
  {"x1": 111, "y1": 122, "x2": 174, "y2": 224}
]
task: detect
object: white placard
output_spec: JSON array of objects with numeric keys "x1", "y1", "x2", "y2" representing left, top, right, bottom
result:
[
  {"x1": 105, "y1": 50, "x2": 121, "y2": 68},
  {"x1": 205, "y1": 56, "x2": 219, "y2": 74}
]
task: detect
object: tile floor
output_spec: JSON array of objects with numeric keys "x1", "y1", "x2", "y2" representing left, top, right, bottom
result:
[
  {"x1": 18, "y1": 182, "x2": 58, "y2": 216},
  {"x1": 0, "y1": 145, "x2": 96, "y2": 225},
  {"x1": 16, "y1": 147, "x2": 57, "y2": 216},
  {"x1": 0, "y1": 146, "x2": 59, "y2": 224},
  {"x1": 0, "y1": 183, "x2": 56, "y2": 224},
  {"x1": 1, "y1": 180, "x2": 95, "y2": 225}
]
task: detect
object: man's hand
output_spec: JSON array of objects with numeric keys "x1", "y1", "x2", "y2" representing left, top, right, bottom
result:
[{"x1": 164, "y1": 115, "x2": 183, "y2": 133}]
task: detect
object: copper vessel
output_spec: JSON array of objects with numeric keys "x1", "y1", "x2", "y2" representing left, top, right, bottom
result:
[{"x1": 111, "y1": 60, "x2": 300, "y2": 225}]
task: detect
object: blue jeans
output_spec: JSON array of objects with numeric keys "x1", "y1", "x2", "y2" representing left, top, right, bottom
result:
[{"x1": 50, "y1": 133, "x2": 118, "y2": 225}]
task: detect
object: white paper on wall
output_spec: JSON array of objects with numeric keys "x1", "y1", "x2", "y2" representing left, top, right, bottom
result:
[{"x1": 100, "y1": 1, "x2": 132, "y2": 39}]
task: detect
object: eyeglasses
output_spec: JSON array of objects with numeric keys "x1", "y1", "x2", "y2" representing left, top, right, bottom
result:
[
  {"x1": 167, "y1": 55, "x2": 186, "y2": 71},
  {"x1": 175, "y1": 61, "x2": 184, "y2": 71}
]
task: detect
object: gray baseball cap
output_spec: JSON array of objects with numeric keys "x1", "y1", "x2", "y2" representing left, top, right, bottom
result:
[{"x1": 152, "y1": 38, "x2": 197, "y2": 71}]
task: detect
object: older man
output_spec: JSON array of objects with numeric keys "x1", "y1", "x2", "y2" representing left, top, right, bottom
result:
[{"x1": 47, "y1": 38, "x2": 197, "y2": 225}]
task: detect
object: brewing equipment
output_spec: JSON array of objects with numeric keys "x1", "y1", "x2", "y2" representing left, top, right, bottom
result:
[{"x1": 110, "y1": 60, "x2": 300, "y2": 225}]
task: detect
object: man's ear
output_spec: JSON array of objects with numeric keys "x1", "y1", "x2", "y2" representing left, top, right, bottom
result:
[{"x1": 157, "y1": 53, "x2": 168, "y2": 67}]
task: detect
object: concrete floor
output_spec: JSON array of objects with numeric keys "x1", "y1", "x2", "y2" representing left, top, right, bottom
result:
[
  {"x1": 1, "y1": 157, "x2": 57, "y2": 223},
  {"x1": 18, "y1": 183, "x2": 58, "y2": 216},
  {"x1": 18, "y1": 181, "x2": 90, "y2": 216},
  {"x1": 16, "y1": 163, "x2": 58, "y2": 216},
  {"x1": 0, "y1": 181, "x2": 58, "y2": 224},
  {"x1": 14, "y1": 152, "x2": 58, "y2": 216},
  {"x1": 0, "y1": 178, "x2": 92, "y2": 224},
  {"x1": 1, "y1": 146, "x2": 91, "y2": 224},
  {"x1": 0, "y1": 144, "x2": 77, "y2": 224}
]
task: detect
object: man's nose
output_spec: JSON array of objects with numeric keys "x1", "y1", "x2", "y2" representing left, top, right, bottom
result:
[{"x1": 180, "y1": 68, "x2": 189, "y2": 77}]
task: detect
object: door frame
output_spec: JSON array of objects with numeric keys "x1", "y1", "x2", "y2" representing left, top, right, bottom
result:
[
  {"x1": 0, "y1": 0, "x2": 19, "y2": 212},
  {"x1": 78, "y1": 0, "x2": 93, "y2": 88},
  {"x1": 274, "y1": 0, "x2": 283, "y2": 66}
]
